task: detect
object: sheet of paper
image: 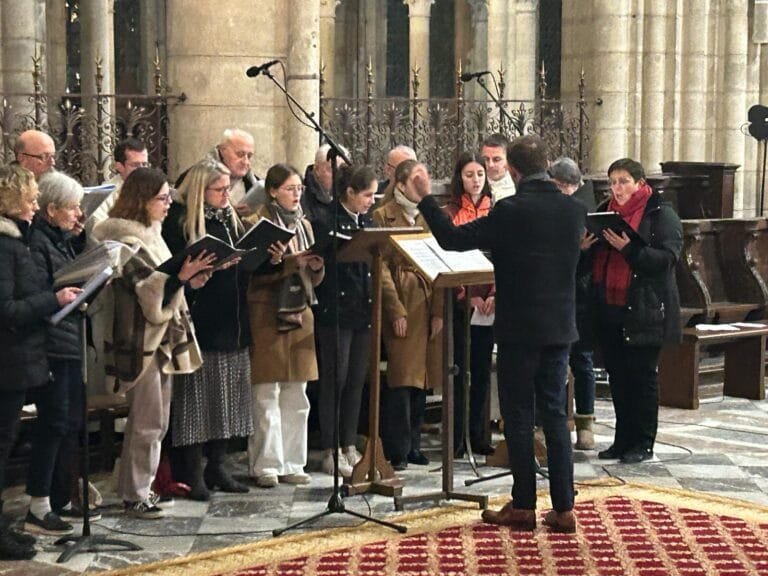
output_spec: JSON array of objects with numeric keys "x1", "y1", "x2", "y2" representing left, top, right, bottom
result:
[
  {"x1": 695, "y1": 324, "x2": 740, "y2": 331},
  {"x1": 393, "y1": 238, "x2": 452, "y2": 281},
  {"x1": 423, "y1": 237, "x2": 494, "y2": 273},
  {"x1": 470, "y1": 308, "x2": 495, "y2": 326},
  {"x1": 730, "y1": 322, "x2": 767, "y2": 328}
]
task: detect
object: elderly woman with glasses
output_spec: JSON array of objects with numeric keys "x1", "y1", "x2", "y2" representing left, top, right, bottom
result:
[
  {"x1": 91, "y1": 167, "x2": 214, "y2": 519},
  {"x1": 161, "y1": 160, "x2": 253, "y2": 500},
  {"x1": 27, "y1": 172, "x2": 94, "y2": 531},
  {"x1": 246, "y1": 163, "x2": 324, "y2": 488},
  {"x1": 0, "y1": 165, "x2": 82, "y2": 558}
]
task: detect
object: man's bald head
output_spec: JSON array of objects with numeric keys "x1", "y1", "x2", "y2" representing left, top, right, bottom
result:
[
  {"x1": 15, "y1": 130, "x2": 56, "y2": 179},
  {"x1": 384, "y1": 145, "x2": 417, "y2": 181}
]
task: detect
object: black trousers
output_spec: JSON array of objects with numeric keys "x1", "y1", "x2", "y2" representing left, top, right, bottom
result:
[
  {"x1": 49, "y1": 359, "x2": 84, "y2": 510},
  {"x1": 596, "y1": 322, "x2": 661, "y2": 452},
  {"x1": 316, "y1": 325, "x2": 371, "y2": 449},
  {"x1": 452, "y1": 306, "x2": 494, "y2": 446},
  {"x1": 381, "y1": 386, "x2": 426, "y2": 462}
]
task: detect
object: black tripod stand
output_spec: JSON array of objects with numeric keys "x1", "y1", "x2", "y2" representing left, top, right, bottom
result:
[
  {"x1": 249, "y1": 62, "x2": 405, "y2": 537},
  {"x1": 56, "y1": 304, "x2": 140, "y2": 562}
]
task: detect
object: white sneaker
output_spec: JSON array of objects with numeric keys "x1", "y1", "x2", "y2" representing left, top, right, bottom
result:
[
  {"x1": 342, "y1": 445, "x2": 362, "y2": 467},
  {"x1": 321, "y1": 449, "x2": 353, "y2": 477}
]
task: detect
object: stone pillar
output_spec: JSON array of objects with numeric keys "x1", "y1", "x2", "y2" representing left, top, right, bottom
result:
[
  {"x1": 404, "y1": 0, "x2": 434, "y2": 97},
  {"x1": 486, "y1": 0, "x2": 509, "y2": 82},
  {"x1": 80, "y1": 0, "x2": 115, "y2": 181},
  {"x1": 375, "y1": 0, "x2": 388, "y2": 97},
  {"x1": 140, "y1": 0, "x2": 161, "y2": 93},
  {"x1": 568, "y1": 0, "x2": 632, "y2": 174},
  {"x1": 286, "y1": 0, "x2": 320, "y2": 171},
  {"x1": 754, "y1": 0, "x2": 768, "y2": 43},
  {"x1": 45, "y1": 0, "x2": 67, "y2": 96},
  {"x1": 511, "y1": 0, "x2": 538, "y2": 102},
  {"x1": 678, "y1": 1, "x2": 710, "y2": 161},
  {"x1": 2, "y1": 0, "x2": 37, "y2": 108},
  {"x1": 467, "y1": 0, "x2": 489, "y2": 101},
  {"x1": 319, "y1": 0, "x2": 340, "y2": 97},
  {"x1": 719, "y1": 0, "x2": 748, "y2": 214},
  {"x1": 639, "y1": 0, "x2": 669, "y2": 171}
]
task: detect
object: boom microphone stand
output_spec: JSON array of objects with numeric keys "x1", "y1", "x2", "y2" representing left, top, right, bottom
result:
[
  {"x1": 56, "y1": 303, "x2": 140, "y2": 562},
  {"x1": 251, "y1": 63, "x2": 405, "y2": 537}
]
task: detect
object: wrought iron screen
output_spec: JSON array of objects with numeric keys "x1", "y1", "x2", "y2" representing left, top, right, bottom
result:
[{"x1": 320, "y1": 64, "x2": 591, "y2": 179}]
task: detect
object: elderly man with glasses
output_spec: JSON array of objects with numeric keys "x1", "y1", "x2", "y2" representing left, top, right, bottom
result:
[
  {"x1": 14, "y1": 130, "x2": 56, "y2": 181},
  {"x1": 176, "y1": 128, "x2": 263, "y2": 217}
]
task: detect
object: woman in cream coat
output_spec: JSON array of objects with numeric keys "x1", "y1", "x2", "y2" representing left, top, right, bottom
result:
[{"x1": 92, "y1": 168, "x2": 213, "y2": 519}]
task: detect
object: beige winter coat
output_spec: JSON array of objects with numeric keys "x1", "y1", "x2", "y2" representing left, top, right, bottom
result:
[{"x1": 91, "y1": 218, "x2": 202, "y2": 393}]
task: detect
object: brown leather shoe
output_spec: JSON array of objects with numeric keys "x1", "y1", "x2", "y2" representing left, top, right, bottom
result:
[
  {"x1": 542, "y1": 509, "x2": 576, "y2": 533},
  {"x1": 481, "y1": 502, "x2": 536, "y2": 530}
]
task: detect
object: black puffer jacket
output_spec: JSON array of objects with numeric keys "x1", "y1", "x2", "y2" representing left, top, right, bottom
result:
[
  {"x1": 593, "y1": 191, "x2": 682, "y2": 346},
  {"x1": 313, "y1": 200, "x2": 374, "y2": 330},
  {"x1": 162, "y1": 202, "x2": 251, "y2": 351},
  {"x1": 0, "y1": 216, "x2": 60, "y2": 391},
  {"x1": 29, "y1": 216, "x2": 83, "y2": 360}
]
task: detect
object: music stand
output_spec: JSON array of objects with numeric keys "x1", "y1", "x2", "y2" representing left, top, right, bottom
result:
[
  {"x1": 56, "y1": 301, "x2": 140, "y2": 563},
  {"x1": 386, "y1": 233, "x2": 492, "y2": 511}
]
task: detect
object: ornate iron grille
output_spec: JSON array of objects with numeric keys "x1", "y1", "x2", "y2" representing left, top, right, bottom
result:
[
  {"x1": 320, "y1": 62, "x2": 591, "y2": 179},
  {"x1": 0, "y1": 53, "x2": 185, "y2": 185}
]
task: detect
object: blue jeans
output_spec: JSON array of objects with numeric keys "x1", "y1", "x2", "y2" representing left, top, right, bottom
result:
[
  {"x1": 569, "y1": 342, "x2": 595, "y2": 415},
  {"x1": 497, "y1": 341, "x2": 574, "y2": 512}
]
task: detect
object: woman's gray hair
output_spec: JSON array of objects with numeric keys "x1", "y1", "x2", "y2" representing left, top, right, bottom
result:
[
  {"x1": 548, "y1": 157, "x2": 583, "y2": 186},
  {"x1": 37, "y1": 171, "x2": 84, "y2": 211}
]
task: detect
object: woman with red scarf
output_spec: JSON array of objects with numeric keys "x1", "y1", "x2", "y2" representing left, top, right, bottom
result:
[{"x1": 590, "y1": 158, "x2": 682, "y2": 464}]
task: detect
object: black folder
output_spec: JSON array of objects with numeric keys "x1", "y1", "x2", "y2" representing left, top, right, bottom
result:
[
  {"x1": 236, "y1": 218, "x2": 296, "y2": 271},
  {"x1": 586, "y1": 212, "x2": 645, "y2": 244},
  {"x1": 156, "y1": 235, "x2": 239, "y2": 276}
]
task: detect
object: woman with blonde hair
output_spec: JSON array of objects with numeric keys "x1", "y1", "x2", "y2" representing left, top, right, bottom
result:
[
  {"x1": 162, "y1": 159, "x2": 252, "y2": 499},
  {"x1": 0, "y1": 165, "x2": 81, "y2": 557}
]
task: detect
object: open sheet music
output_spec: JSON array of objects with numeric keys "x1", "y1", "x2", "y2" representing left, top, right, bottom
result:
[
  {"x1": 50, "y1": 266, "x2": 114, "y2": 326},
  {"x1": 392, "y1": 235, "x2": 493, "y2": 282},
  {"x1": 80, "y1": 184, "x2": 116, "y2": 220},
  {"x1": 236, "y1": 218, "x2": 296, "y2": 271},
  {"x1": 54, "y1": 240, "x2": 137, "y2": 288}
]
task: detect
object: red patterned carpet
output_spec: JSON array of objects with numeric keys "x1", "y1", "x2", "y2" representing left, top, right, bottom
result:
[{"x1": 103, "y1": 483, "x2": 768, "y2": 576}]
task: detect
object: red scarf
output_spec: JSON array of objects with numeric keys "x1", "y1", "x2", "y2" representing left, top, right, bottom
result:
[{"x1": 592, "y1": 183, "x2": 652, "y2": 306}]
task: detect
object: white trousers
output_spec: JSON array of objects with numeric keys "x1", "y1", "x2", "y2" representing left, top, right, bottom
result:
[
  {"x1": 117, "y1": 355, "x2": 171, "y2": 502},
  {"x1": 248, "y1": 381, "x2": 309, "y2": 477}
]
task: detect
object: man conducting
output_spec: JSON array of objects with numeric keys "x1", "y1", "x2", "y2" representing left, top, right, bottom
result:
[{"x1": 408, "y1": 135, "x2": 585, "y2": 533}]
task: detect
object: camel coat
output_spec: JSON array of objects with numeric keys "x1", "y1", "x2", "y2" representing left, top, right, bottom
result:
[
  {"x1": 373, "y1": 201, "x2": 443, "y2": 390},
  {"x1": 246, "y1": 205, "x2": 324, "y2": 384}
]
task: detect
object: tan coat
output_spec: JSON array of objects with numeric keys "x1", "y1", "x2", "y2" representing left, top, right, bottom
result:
[
  {"x1": 373, "y1": 201, "x2": 443, "y2": 390},
  {"x1": 246, "y1": 206, "x2": 325, "y2": 384}
]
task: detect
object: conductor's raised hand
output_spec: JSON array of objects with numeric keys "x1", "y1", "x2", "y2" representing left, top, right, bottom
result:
[
  {"x1": 178, "y1": 250, "x2": 217, "y2": 283},
  {"x1": 603, "y1": 228, "x2": 631, "y2": 251},
  {"x1": 56, "y1": 286, "x2": 83, "y2": 307},
  {"x1": 409, "y1": 163, "x2": 432, "y2": 200}
]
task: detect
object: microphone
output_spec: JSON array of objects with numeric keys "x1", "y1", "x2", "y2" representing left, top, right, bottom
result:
[
  {"x1": 246, "y1": 60, "x2": 280, "y2": 78},
  {"x1": 460, "y1": 70, "x2": 491, "y2": 82}
]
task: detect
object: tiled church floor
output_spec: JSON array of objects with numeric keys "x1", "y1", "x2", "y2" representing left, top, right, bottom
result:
[{"x1": 2, "y1": 393, "x2": 768, "y2": 574}]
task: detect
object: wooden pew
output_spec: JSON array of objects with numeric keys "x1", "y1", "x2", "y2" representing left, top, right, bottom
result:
[
  {"x1": 659, "y1": 323, "x2": 768, "y2": 409},
  {"x1": 675, "y1": 219, "x2": 763, "y2": 323}
]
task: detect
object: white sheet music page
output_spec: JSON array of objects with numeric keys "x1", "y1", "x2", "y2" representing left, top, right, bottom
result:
[
  {"x1": 394, "y1": 238, "x2": 452, "y2": 281},
  {"x1": 423, "y1": 237, "x2": 493, "y2": 274}
]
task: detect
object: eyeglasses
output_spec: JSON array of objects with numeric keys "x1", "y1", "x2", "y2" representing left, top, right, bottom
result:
[
  {"x1": 21, "y1": 151, "x2": 55, "y2": 162},
  {"x1": 125, "y1": 161, "x2": 150, "y2": 169},
  {"x1": 207, "y1": 185, "x2": 231, "y2": 194},
  {"x1": 153, "y1": 194, "x2": 173, "y2": 204},
  {"x1": 279, "y1": 185, "x2": 305, "y2": 193}
]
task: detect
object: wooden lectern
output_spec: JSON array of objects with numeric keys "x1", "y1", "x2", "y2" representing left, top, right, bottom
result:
[
  {"x1": 386, "y1": 233, "x2": 493, "y2": 511},
  {"x1": 337, "y1": 227, "x2": 421, "y2": 498}
]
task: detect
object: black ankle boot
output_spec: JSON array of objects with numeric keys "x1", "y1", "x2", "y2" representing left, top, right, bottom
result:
[
  {"x1": 204, "y1": 440, "x2": 249, "y2": 493},
  {"x1": 179, "y1": 444, "x2": 210, "y2": 501}
]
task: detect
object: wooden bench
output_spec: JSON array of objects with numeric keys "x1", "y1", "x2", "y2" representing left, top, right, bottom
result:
[
  {"x1": 658, "y1": 323, "x2": 768, "y2": 409},
  {"x1": 676, "y1": 219, "x2": 763, "y2": 323}
]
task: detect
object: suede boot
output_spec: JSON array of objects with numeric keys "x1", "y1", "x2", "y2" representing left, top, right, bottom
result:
[
  {"x1": 204, "y1": 439, "x2": 249, "y2": 493},
  {"x1": 574, "y1": 414, "x2": 595, "y2": 450}
]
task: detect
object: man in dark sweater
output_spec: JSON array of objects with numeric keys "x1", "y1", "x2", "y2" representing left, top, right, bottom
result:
[{"x1": 410, "y1": 135, "x2": 586, "y2": 533}]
